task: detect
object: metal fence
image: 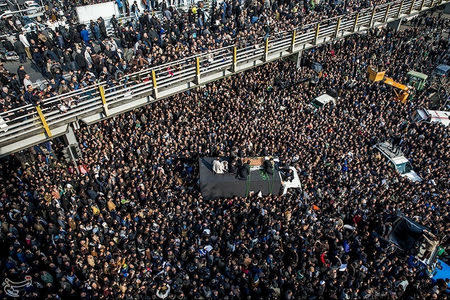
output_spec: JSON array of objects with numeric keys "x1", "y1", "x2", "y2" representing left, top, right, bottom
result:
[{"x1": 0, "y1": 0, "x2": 447, "y2": 156}]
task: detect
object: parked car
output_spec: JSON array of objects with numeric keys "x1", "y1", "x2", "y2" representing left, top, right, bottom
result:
[
  {"x1": 0, "y1": 1, "x2": 43, "y2": 19},
  {"x1": 277, "y1": 165, "x2": 302, "y2": 195}
]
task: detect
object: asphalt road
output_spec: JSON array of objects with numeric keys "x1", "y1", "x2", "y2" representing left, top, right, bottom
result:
[{"x1": 3, "y1": 58, "x2": 46, "y2": 85}]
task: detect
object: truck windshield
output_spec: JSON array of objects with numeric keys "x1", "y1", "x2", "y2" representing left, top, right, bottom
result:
[
  {"x1": 396, "y1": 162, "x2": 412, "y2": 174},
  {"x1": 311, "y1": 100, "x2": 323, "y2": 108},
  {"x1": 411, "y1": 111, "x2": 425, "y2": 122}
]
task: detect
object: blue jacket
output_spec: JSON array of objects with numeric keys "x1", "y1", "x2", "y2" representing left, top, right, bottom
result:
[{"x1": 80, "y1": 29, "x2": 89, "y2": 43}]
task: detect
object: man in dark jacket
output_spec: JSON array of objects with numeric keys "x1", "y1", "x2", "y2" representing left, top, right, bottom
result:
[
  {"x1": 74, "y1": 49, "x2": 87, "y2": 72},
  {"x1": 17, "y1": 65, "x2": 27, "y2": 83},
  {"x1": 24, "y1": 85, "x2": 39, "y2": 106},
  {"x1": 98, "y1": 17, "x2": 108, "y2": 40},
  {"x1": 32, "y1": 48, "x2": 47, "y2": 77},
  {"x1": 14, "y1": 36, "x2": 27, "y2": 63}
]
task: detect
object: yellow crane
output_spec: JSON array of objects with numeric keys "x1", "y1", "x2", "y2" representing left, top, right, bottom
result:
[{"x1": 368, "y1": 66, "x2": 410, "y2": 103}]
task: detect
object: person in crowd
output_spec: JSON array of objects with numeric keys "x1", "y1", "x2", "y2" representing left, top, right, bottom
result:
[
  {"x1": 80, "y1": 25, "x2": 90, "y2": 45},
  {"x1": 23, "y1": 74, "x2": 33, "y2": 89},
  {"x1": 18, "y1": 31, "x2": 32, "y2": 60},
  {"x1": 13, "y1": 35, "x2": 27, "y2": 63}
]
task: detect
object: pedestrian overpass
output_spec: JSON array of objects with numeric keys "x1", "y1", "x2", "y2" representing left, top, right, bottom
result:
[{"x1": 0, "y1": 0, "x2": 448, "y2": 157}]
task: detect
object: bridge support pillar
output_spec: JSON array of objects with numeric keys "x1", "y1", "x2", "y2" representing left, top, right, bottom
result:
[
  {"x1": 387, "y1": 19, "x2": 402, "y2": 32},
  {"x1": 64, "y1": 125, "x2": 78, "y2": 145},
  {"x1": 63, "y1": 125, "x2": 82, "y2": 174},
  {"x1": 295, "y1": 51, "x2": 302, "y2": 69},
  {"x1": 290, "y1": 51, "x2": 302, "y2": 69},
  {"x1": 152, "y1": 70, "x2": 158, "y2": 99},
  {"x1": 195, "y1": 57, "x2": 201, "y2": 85}
]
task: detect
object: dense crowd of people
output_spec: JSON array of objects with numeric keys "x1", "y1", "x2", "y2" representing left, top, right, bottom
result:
[
  {"x1": 0, "y1": 10, "x2": 448, "y2": 299},
  {"x1": 0, "y1": 0, "x2": 392, "y2": 112}
]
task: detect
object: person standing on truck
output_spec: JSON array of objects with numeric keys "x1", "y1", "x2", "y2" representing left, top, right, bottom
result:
[
  {"x1": 116, "y1": 0, "x2": 124, "y2": 15},
  {"x1": 131, "y1": 1, "x2": 141, "y2": 19}
]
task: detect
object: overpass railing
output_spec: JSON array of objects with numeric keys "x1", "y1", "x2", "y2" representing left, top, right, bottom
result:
[{"x1": 0, "y1": 0, "x2": 447, "y2": 156}]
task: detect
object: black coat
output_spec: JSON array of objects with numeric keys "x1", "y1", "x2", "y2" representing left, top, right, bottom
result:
[
  {"x1": 32, "y1": 51, "x2": 45, "y2": 67},
  {"x1": 3, "y1": 40, "x2": 14, "y2": 51},
  {"x1": 17, "y1": 68, "x2": 27, "y2": 83},
  {"x1": 99, "y1": 20, "x2": 107, "y2": 38},
  {"x1": 75, "y1": 52, "x2": 87, "y2": 68}
]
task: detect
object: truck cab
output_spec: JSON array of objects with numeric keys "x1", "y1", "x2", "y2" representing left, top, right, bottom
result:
[
  {"x1": 434, "y1": 64, "x2": 450, "y2": 77},
  {"x1": 407, "y1": 70, "x2": 428, "y2": 91}
]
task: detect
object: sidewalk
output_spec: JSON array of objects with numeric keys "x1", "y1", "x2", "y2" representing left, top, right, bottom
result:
[{"x1": 3, "y1": 59, "x2": 46, "y2": 86}]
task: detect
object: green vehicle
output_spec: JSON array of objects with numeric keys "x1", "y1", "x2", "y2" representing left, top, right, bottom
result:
[{"x1": 407, "y1": 70, "x2": 428, "y2": 91}]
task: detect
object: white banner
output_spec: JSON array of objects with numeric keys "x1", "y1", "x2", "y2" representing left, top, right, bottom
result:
[{"x1": 76, "y1": 1, "x2": 120, "y2": 24}]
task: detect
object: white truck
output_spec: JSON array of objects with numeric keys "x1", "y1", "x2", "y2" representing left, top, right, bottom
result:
[
  {"x1": 412, "y1": 109, "x2": 450, "y2": 127},
  {"x1": 268, "y1": 158, "x2": 302, "y2": 195},
  {"x1": 374, "y1": 141, "x2": 422, "y2": 182}
]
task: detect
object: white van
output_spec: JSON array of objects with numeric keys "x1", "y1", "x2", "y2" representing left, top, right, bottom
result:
[
  {"x1": 310, "y1": 94, "x2": 336, "y2": 109},
  {"x1": 412, "y1": 109, "x2": 450, "y2": 127}
]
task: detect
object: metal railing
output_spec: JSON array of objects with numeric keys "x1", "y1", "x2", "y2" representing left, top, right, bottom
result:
[{"x1": 0, "y1": 0, "x2": 447, "y2": 156}]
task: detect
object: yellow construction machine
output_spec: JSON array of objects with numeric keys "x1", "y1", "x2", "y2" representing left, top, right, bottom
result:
[{"x1": 368, "y1": 66, "x2": 410, "y2": 103}]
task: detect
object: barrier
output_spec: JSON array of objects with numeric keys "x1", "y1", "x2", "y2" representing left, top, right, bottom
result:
[
  {"x1": 76, "y1": 1, "x2": 119, "y2": 24},
  {"x1": 0, "y1": 0, "x2": 447, "y2": 156}
]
